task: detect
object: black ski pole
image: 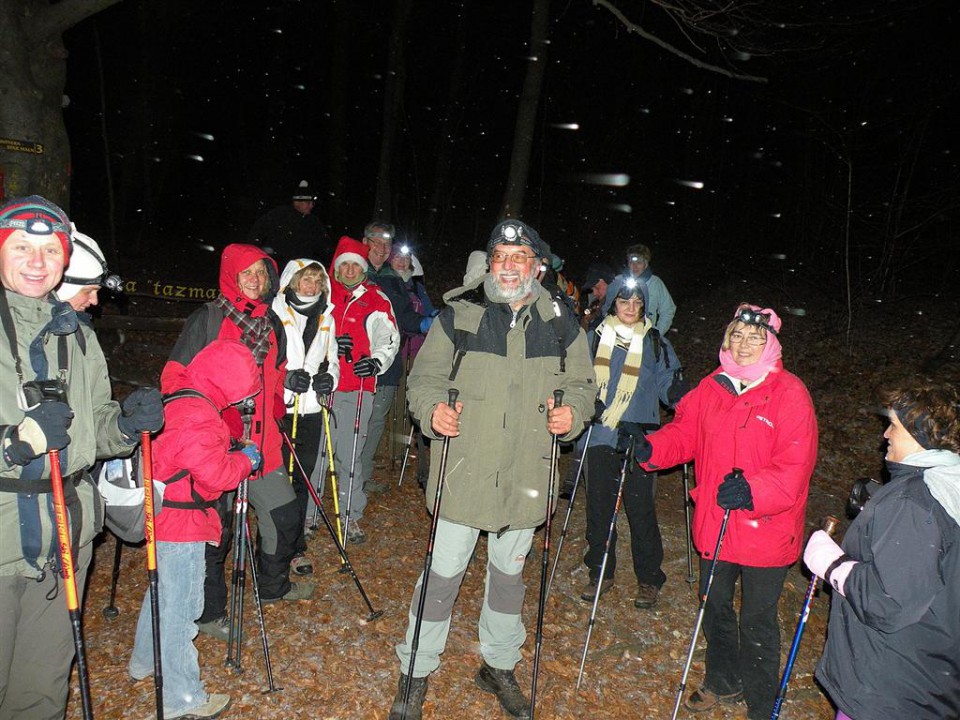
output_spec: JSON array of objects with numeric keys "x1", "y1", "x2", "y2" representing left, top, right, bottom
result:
[
  {"x1": 49, "y1": 449, "x2": 94, "y2": 720},
  {"x1": 240, "y1": 513, "x2": 280, "y2": 692},
  {"x1": 141, "y1": 433, "x2": 164, "y2": 718},
  {"x1": 280, "y1": 429, "x2": 383, "y2": 621},
  {"x1": 770, "y1": 515, "x2": 840, "y2": 719},
  {"x1": 226, "y1": 399, "x2": 256, "y2": 670},
  {"x1": 547, "y1": 423, "x2": 593, "y2": 598},
  {"x1": 343, "y1": 375, "x2": 366, "y2": 539},
  {"x1": 682, "y1": 463, "x2": 695, "y2": 584},
  {"x1": 103, "y1": 534, "x2": 123, "y2": 619},
  {"x1": 401, "y1": 388, "x2": 459, "y2": 719},
  {"x1": 576, "y1": 437, "x2": 633, "y2": 689},
  {"x1": 530, "y1": 389, "x2": 564, "y2": 717},
  {"x1": 670, "y1": 469, "x2": 739, "y2": 720}
]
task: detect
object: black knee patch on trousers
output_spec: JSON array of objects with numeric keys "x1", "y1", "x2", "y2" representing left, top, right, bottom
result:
[
  {"x1": 411, "y1": 569, "x2": 466, "y2": 623},
  {"x1": 487, "y1": 563, "x2": 525, "y2": 615}
]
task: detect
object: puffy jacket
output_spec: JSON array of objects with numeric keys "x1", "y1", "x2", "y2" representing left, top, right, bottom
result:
[
  {"x1": 816, "y1": 458, "x2": 960, "y2": 720},
  {"x1": 329, "y1": 245, "x2": 399, "y2": 394},
  {"x1": 407, "y1": 278, "x2": 596, "y2": 531},
  {"x1": 161, "y1": 244, "x2": 286, "y2": 472},
  {"x1": 272, "y1": 258, "x2": 340, "y2": 415},
  {"x1": 1, "y1": 292, "x2": 132, "y2": 578},
  {"x1": 644, "y1": 364, "x2": 818, "y2": 566},
  {"x1": 154, "y1": 340, "x2": 260, "y2": 544}
]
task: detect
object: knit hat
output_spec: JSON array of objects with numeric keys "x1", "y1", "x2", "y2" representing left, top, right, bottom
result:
[
  {"x1": 582, "y1": 263, "x2": 615, "y2": 292},
  {"x1": 487, "y1": 219, "x2": 541, "y2": 256},
  {"x1": 292, "y1": 180, "x2": 316, "y2": 201},
  {"x1": 0, "y1": 195, "x2": 72, "y2": 257},
  {"x1": 332, "y1": 235, "x2": 369, "y2": 272},
  {"x1": 59, "y1": 231, "x2": 107, "y2": 300}
]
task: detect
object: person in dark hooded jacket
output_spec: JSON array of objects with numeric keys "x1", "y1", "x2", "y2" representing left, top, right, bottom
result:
[
  {"x1": 129, "y1": 340, "x2": 262, "y2": 719},
  {"x1": 804, "y1": 383, "x2": 960, "y2": 720},
  {"x1": 162, "y1": 244, "x2": 313, "y2": 641}
]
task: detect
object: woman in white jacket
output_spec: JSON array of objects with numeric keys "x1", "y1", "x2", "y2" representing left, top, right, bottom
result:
[{"x1": 273, "y1": 258, "x2": 340, "y2": 576}]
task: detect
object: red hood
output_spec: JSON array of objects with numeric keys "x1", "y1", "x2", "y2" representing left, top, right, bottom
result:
[
  {"x1": 219, "y1": 243, "x2": 278, "y2": 313},
  {"x1": 176, "y1": 339, "x2": 261, "y2": 409}
]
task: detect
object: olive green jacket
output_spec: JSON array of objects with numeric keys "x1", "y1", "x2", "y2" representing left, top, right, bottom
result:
[
  {"x1": 0, "y1": 291, "x2": 131, "y2": 578},
  {"x1": 407, "y1": 279, "x2": 595, "y2": 532}
]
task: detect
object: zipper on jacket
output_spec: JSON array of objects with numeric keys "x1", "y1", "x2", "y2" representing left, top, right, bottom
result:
[{"x1": 510, "y1": 309, "x2": 518, "y2": 328}]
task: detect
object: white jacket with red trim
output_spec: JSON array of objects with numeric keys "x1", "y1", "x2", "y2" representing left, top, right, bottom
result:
[{"x1": 329, "y1": 277, "x2": 399, "y2": 393}]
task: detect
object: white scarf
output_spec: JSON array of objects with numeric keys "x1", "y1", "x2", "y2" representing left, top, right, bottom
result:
[{"x1": 594, "y1": 316, "x2": 650, "y2": 428}]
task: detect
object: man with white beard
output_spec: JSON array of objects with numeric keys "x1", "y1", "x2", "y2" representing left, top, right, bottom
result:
[{"x1": 387, "y1": 219, "x2": 596, "y2": 719}]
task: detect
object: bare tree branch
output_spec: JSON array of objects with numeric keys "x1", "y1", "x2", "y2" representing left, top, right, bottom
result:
[{"x1": 591, "y1": 0, "x2": 768, "y2": 82}]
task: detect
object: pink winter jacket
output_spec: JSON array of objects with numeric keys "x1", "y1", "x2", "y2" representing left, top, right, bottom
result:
[{"x1": 644, "y1": 364, "x2": 818, "y2": 567}]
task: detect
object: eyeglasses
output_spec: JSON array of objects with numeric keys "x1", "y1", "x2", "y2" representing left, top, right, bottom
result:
[
  {"x1": 728, "y1": 331, "x2": 767, "y2": 347},
  {"x1": 490, "y1": 250, "x2": 535, "y2": 264}
]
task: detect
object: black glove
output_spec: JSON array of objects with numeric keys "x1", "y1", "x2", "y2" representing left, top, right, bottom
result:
[
  {"x1": 717, "y1": 470, "x2": 754, "y2": 510},
  {"x1": 284, "y1": 369, "x2": 311, "y2": 394},
  {"x1": 667, "y1": 372, "x2": 690, "y2": 407},
  {"x1": 118, "y1": 388, "x2": 164, "y2": 440},
  {"x1": 312, "y1": 372, "x2": 335, "y2": 396},
  {"x1": 3, "y1": 402, "x2": 74, "y2": 465},
  {"x1": 616, "y1": 421, "x2": 653, "y2": 463},
  {"x1": 336, "y1": 334, "x2": 353, "y2": 358},
  {"x1": 353, "y1": 356, "x2": 382, "y2": 378},
  {"x1": 592, "y1": 398, "x2": 606, "y2": 422}
]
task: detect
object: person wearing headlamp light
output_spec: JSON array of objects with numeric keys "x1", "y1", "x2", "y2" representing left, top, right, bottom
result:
[
  {"x1": 57, "y1": 230, "x2": 118, "y2": 315},
  {"x1": 603, "y1": 243, "x2": 676, "y2": 334},
  {"x1": 639, "y1": 302, "x2": 818, "y2": 720}
]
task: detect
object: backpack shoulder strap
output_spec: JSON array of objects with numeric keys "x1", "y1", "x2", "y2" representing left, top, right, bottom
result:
[{"x1": 163, "y1": 388, "x2": 222, "y2": 417}]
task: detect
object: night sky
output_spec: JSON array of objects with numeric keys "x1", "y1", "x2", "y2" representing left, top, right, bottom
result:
[{"x1": 62, "y1": 0, "x2": 959, "y2": 292}]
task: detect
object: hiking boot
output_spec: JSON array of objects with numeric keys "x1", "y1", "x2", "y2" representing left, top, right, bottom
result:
[
  {"x1": 683, "y1": 686, "x2": 743, "y2": 713},
  {"x1": 346, "y1": 521, "x2": 367, "y2": 545},
  {"x1": 291, "y1": 553, "x2": 313, "y2": 576},
  {"x1": 164, "y1": 693, "x2": 231, "y2": 719},
  {"x1": 364, "y1": 479, "x2": 388, "y2": 494},
  {"x1": 262, "y1": 581, "x2": 315, "y2": 604},
  {"x1": 634, "y1": 583, "x2": 660, "y2": 609},
  {"x1": 475, "y1": 661, "x2": 530, "y2": 718},
  {"x1": 579, "y1": 577, "x2": 614, "y2": 602},
  {"x1": 196, "y1": 615, "x2": 230, "y2": 642},
  {"x1": 388, "y1": 673, "x2": 428, "y2": 720}
]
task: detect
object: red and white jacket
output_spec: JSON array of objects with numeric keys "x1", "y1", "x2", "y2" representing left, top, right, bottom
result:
[{"x1": 644, "y1": 363, "x2": 818, "y2": 567}]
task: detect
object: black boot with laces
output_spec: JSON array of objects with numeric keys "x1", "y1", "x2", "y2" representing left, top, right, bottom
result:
[
  {"x1": 388, "y1": 673, "x2": 428, "y2": 720},
  {"x1": 475, "y1": 661, "x2": 531, "y2": 718}
]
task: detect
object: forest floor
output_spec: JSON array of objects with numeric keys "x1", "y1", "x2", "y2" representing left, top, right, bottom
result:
[{"x1": 67, "y1": 261, "x2": 959, "y2": 720}]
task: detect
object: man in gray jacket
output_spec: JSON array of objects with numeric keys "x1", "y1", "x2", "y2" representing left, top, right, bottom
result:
[
  {"x1": 0, "y1": 196, "x2": 162, "y2": 719},
  {"x1": 388, "y1": 219, "x2": 595, "y2": 720}
]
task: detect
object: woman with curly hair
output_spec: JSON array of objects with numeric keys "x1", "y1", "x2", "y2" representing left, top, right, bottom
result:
[{"x1": 805, "y1": 383, "x2": 960, "y2": 720}]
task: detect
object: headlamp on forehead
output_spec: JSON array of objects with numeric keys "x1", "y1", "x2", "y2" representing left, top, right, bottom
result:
[
  {"x1": 398, "y1": 244, "x2": 411, "y2": 256},
  {"x1": 367, "y1": 230, "x2": 393, "y2": 241},
  {"x1": 62, "y1": 235, "x2": 124, "y2": 293},
  {"x1": 0, "y1": 213, "x2": 71, "y2": 237},
  {"x1": 500, "y1": 224, "x2": 524, "y2": 242},
  {"x1": 616, "y1": 276, "x2": 643, "y2": 300},
  {"x1": 736, "y1": 307, "x2": 777, "y2": 335}
]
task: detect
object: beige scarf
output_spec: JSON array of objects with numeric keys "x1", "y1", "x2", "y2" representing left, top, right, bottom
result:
[{"x1": 594, "y1": 315, "x2": 650, "y2": 428}]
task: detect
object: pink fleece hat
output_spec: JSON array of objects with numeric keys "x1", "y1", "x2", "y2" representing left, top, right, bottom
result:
[{"x1": 718, "y1": 303, "x2": 783, "y2": 382}]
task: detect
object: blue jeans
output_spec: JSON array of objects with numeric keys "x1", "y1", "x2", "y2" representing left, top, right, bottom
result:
[{"x1": 129, "y1": 541, "x2": 208, "y2": 716}]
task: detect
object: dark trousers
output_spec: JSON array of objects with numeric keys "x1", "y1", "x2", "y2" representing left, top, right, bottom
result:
[
  {"x1": 281, "y1": 412, "x2": 323, "y2": 554},
  {"x1": 700, "y1": 559, "x2": 790, "y2": 720},
  {"x1": 583, "y1": 445, "x2": 666, "y2": 587}
]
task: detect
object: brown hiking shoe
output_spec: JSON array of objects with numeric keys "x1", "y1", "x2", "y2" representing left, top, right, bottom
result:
[
  {"x1": 579, "y1": 576, "x2": 614, "y2": 602},
  {"x1": 683, "y1": 686, "x2": 743, "y2": 712},
  {"x1": 634, "y1": 583, "x2": 660, "y2": 608}
]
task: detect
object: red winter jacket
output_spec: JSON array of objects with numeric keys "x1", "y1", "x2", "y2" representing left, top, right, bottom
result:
[
  {"x1": 644, "y1": 364, "x2": 818, "y2": 567},
  {"x1": 162, "y1": 244, "x2": 287, "y2": 472},
  {"x1": 154, "y1": 340, "x2": 261, "y2": 543}
]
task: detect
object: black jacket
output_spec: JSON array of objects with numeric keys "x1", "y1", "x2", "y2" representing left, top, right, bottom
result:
[{"x1": 815, "y1": 462, "x2": 960, "y2": 720}]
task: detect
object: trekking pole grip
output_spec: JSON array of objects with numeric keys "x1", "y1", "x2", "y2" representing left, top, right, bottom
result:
[
  {"x1": 822, "y1": 515, "x2": 840, "y2": 536},
  {"x1": 447, "y1": 389, "x2": 459, "y2": 408},
  {"x1": 553, "y1": 389, "x2": 564, "y2": 407}
]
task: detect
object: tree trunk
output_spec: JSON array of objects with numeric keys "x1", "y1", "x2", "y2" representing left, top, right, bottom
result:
[
  {"x1": 372, "y1": 0, "x2": 414, "y2": 221},
  {"x1": 0, "y1": 0, "x2": 124, "y2": 206},
  {"x1": 500, "y1": 0, "x2": 550, "y2": 220}
]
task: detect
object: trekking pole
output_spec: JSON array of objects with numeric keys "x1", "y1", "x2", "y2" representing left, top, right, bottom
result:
[
  {"x1": 576, "y1": 437, "x2": 633, "y2": 689},
  {"x1": 397, "y1": 422, "x2": 415, "y2": 486},
  {"x1": 770, "y1": 515, "x2": 840, "y2": 720},
  {"x1": 141, "y1": 433, "x2": 164, "y2": 718},
  {"x1": 240, "y1": 513, "x2": 280, "y2": 692},
  {"x1": 48, "y1": 449, "x2": 95, "y2": 720},
  {"x1": 343, "y1": 376, "x2": 366, "y2": 539},
  {"x1": 682, "y1": 463, "x2": 695, "y2": 584},
  {"x1": 310, "y1": 402, "x2": 331, "y2": 530},
  {"x1": 547, "y1": 423, "x2": 593, "y2": 598},
  {"x1": 226, "y1": 399, "x2": 256, "y2": 669},
  {"x1": 321, "y1": 405, "x2": 346, "y2": 552},
  {"x1": 103, "y1": 534, "x2": 123, "y2": 619},
  {"x1": 530, "y1": 389, "x2": 564, "y2": 717},
  {"x1": 402, "y1": 388, "x2": 459, "y2": 719},
  {"x1": 670, "y1": 470, "x2": 739, "y2": 720},
  {"x1": 280, "y1": 429, "x2": 383, "y2": 620},
  {"x1": 286, "y1": 394, "x2": 300, "y2": 483}
]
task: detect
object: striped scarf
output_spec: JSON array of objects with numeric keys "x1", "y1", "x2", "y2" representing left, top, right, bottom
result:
[
  {"x1": 594, "y1": 315, "x2": 649, "y2": 428},
  {"x1": 215, "y1": 294, "x2": 271, "y2": 366}
]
